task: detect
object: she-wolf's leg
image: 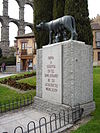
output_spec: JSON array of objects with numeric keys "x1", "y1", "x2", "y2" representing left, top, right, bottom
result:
[
  {"x1": 63, "y1": 30, "x2": 67, "y2": 41},
  {"x1": 55, "y1": 32, "x2": 60, "y2": 43},
  {"x1": 65, "y1": 18, "x2": 75, "y2": 40},
  {"x1": 71, "y1": 30, "x2": 78, "y2": 40},
  {"x1": 70, "y1": 18, "x2": 77, "y2": 40},
  {"x1": 67, "y1": 23, "x2": 74, "y2": 40},
  {"x1": 69, "y1": 26, "x2": 75, "y2": 40},
  {"x1": 49, "y1": 31, "x2": 52, "y2": 44}
]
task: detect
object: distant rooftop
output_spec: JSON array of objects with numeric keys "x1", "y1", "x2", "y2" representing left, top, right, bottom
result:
[
  {"x1": 91, "y1": 14, "x2": 100, "y2": 22},
  {"x1": 91, "y1": 23, "x2": 100, "y2": 30},
  {"x1": 91, "y1": 14, "x2": 100, "y2": 30},
  {"x1": 16, "y1": 32, "x2": 34, "y2": 39}
]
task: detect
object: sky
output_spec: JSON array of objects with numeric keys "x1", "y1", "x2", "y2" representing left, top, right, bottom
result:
[
  {"x1": 88, "y1": 0, "x2": 100, "y2": 19},
  {"x1": 0, "y1": 0, "x2": 100, "y2": 46}
]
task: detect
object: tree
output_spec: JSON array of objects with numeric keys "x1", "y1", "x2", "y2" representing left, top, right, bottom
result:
[
  {"x1": 0, "y1": 48, "x2": 2, "y2": 58},
  {"x1": 53, "y1": 0, "x2": 65, "y2": 19},
  {"x1": 64, "y1": 0, "x2": 93, "y2": 45},
  {"x1": 34, "y1": 0, "x2": 53, "y2": 48}
]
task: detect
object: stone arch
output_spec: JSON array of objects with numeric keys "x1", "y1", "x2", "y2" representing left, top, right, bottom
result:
[
  {"x1": 0, "y1": 17, "x2": 4, "y2": 42},
  {"x1": 15, "y1": 0, "x2": 21, "y2": 7},
  {"x1": 25, "y1": 23, "x2": 33, "y2": 31},
  {"x1": 9, "y1": 22, "x2": 18, "y2": 46},
  {"x1": 9, "y1": 19, "x2": 20, "y2": 28},
  {"x1": 0, "y1": 0, "x2": 33, "y2": 56},
  {"x1": 0, "y1": 17, "x2": 4, "y2": 26},
  {"x1": 0, "y1": 22, "x2": 2, "y2": 41},
  {"x1": 24, "y1": 4, "x2": 34, "y2": 23},
  {"x1": 25, "y1": 0, "x2": 34, "y2": 9},
  {"x1": 8, "y1": 0, "x2": 19, "y2": 19},
  {"x1": 25, "y1": 25, "x2": 32, "y2": 34}
]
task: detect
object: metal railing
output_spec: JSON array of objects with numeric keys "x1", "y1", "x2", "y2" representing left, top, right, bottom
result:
[
  {"x1": 0, "y1": 94, "x2": 33, "y2": 113},
  {"x1": 21, "y1": 49, "x2": 27, "y2": 55},
  {"x1": 14, "y1": 104, "x2": 84, "y2": 133}
]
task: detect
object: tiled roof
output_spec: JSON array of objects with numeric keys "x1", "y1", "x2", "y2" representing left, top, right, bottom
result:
[
  {"x1": 15, "y1": 32, "x2": 34, "y2": 39},
  {"x1": 91, "y1": 23, "x2": 100, "y2": 30}
]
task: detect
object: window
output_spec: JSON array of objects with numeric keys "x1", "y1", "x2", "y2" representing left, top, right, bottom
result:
[
  {"x1": 96, "y1": 32, "x2": 100, "y2": 41},
  {"x1": 28, "y1": 60, "x2": 33, "y2": 67},
  {"x1": 21, "y1": 42, "x2": 27, "y2": 50},
  {"x1": 96, "y1": 41, "x2": 100, "y2": 48},
  {"x1": 98, "y1": 52, "x2": 100, "y2": 61},
  {"x1": 96, "y1": 32, "x2": 100, "y2": 48}
]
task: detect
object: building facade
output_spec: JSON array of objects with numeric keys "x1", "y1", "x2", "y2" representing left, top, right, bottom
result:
[
  {"x1": 16, "y1": 33, "x2": 36, "y2": 72},
  {"x1": 91, "y1": 15, "x2": 100, "y2": 66}
]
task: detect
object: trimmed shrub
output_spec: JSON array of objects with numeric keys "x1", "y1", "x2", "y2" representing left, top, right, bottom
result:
[
  {"x1": 0, "y1": 48, "x2": 2, "y2": 58},
  {"x1": 0, "y1": 78, "x2": 35, "y2": 91},
  {"x1": 0, "y1": 56, "x2": 16, "y2": 66},
  {"x1": 64, "y1": 0, "x2": 93, "y2": 45},
  {"x1": 34, "y1": 0, "x2": 53, "y2": 48},
  {"x1": 53, "y1": 0, "x2": 65, "y2": 19},
  {"x1": 0, "y1": 72, "x2": 36, "y2": 91}
]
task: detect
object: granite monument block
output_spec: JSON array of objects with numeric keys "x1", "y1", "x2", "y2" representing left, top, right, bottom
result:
[{"x1": 34, "y1": 40, "x2": 95, "y2": 116}]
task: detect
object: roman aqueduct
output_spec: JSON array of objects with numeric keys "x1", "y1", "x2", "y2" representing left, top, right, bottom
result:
[{"x1": 0, "y1": 0, "x2": 34, "y2": 56}]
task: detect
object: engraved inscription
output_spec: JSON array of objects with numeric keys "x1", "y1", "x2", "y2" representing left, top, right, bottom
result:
[
  {"x1": 42, "y1": 45, "x2": 62, "y2": 103},
  {"x1": 44, "y1": 56, "x2": 58, "y2": 92}
]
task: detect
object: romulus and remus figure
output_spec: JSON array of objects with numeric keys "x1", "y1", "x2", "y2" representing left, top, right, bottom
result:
[{"x1": 36, "y1": 15, "x2": 78, "y2": 44}]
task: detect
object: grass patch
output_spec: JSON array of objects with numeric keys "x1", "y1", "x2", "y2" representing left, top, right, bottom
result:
[
  {"x1": 0, "y1": 71, "x2": 36, "y2": 112},
  {"x1": 17, "y1": 76, "x2": 36, "y2": 86},
  {"x1": 0, "y1": 71, "x2": 36, "y2": 82},
  {"x1": 0, "y1": 56, "x2": 16, "y2": 66},
  {"x1": 0, "y1": 84, "x2": 36, "y2": 104},
  {"x1": 71, "y1": 67, "x2": 100, "y2": 133}
]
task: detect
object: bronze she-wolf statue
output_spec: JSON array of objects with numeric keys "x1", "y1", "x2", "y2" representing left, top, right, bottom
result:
[{"x1": 36, "y1": 15, "x2": 78, "y2": 44}]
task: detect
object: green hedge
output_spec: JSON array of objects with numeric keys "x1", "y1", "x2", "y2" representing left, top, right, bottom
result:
[
  {"x1": 34, "y1": 0, "x2": 53, "y2": 48},
  {"x1": 53, "y1": 0, "x2": 65, "y2": 19},
  {"x1": 64, "y1": 0, "x2": 93, "y2": 45},
  {"x1": 0, "y1": 56, "x2": 16, "y2": 66}
]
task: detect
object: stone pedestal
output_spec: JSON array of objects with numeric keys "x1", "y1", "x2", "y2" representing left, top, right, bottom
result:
[
  {"x1": 42, "y1": 44, "x2": 62, "y2": 103},
  {"x1": 34, "y1": 40, "x2": 95, "y2": 116}
]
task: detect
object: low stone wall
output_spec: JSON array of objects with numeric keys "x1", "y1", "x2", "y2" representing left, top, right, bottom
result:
[
  {"x1": 33, "y1": 97, "x2": 95, "y2": 117},
  {"x1": 6, "y1": 66, "x2": 16, "y2": 73},
  {"x1": 33, "y1": 96, "x2": 71, "y2": 115},
  {"x1": 0, "y1": 65, "x2": 16, "y2": 73}
]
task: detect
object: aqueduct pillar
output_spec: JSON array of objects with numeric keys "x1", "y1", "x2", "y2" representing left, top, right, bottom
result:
[
  {"x1": 0, "y1": 0, "x2": 33, "y2": 57},
  {"x1": 0, "y1": 0, "x2": 9, "y2": 56}
]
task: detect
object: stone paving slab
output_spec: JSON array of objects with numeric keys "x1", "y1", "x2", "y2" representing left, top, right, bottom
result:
[
  {"x1": 0, "y1": 73, "x2": 16, "y2": 78},
  {"x1": 0, "y1": 107, "x2": 50, "y2": 133}
]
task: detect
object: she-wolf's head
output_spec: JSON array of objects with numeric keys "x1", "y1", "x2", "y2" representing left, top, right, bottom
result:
[{"x1": 36, "y1": 22, "x2": 45, "y2": 30}]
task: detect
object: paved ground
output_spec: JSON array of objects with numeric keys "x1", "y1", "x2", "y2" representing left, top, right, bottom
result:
[
  {"x1": 0, "y1": 107, "x2": 50, "y2": 133},
  {"x1": 0, "y1": 73, "x2": 50, "y2": 132},
  {"x1": 0, "y1": 73, "x2": 72, "y2": 133},
  {"x1": 0, "y1": 107, "x2": 73, "y2": 133},
  {"x1": 0, "y1": 73, "x2": 49, "y2": 132},
  {"x1": 0, "y1": 73, "x2": 16, "y2": 78}
]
